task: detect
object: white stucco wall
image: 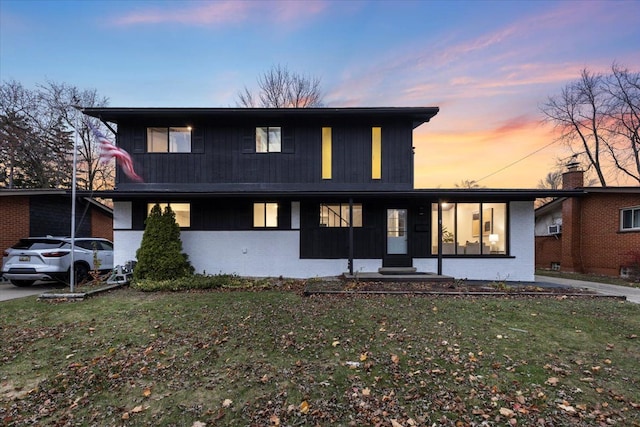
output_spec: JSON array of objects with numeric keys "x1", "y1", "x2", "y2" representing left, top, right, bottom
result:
[
  {"x1": 112, "y1": 201, "x2": 536, "y2": 281},
  {"x1": 113, "y1": 229, "x2": 380, "y2": 278}
]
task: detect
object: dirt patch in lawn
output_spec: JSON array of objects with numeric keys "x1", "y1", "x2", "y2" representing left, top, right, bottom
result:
[{"x1": 303, "y1": 278, "x2": 608, "y2": 298}]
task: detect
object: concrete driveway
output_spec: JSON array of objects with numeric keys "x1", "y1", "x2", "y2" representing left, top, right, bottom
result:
[
  {"x1": 0, "y1": 281, "x2": 64, "y2": 302},
  {"x1": 535, "y1": 275, "x2": 640, "y2": 304}
]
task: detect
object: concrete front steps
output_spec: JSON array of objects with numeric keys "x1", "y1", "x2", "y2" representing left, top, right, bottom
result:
[{"x1": 343, "y1": 267, "x2": 454, "y2": 282}]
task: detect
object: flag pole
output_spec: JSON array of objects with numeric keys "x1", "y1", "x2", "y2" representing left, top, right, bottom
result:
[{"x1": 70, "y1": 110, "x2": 78, "y2": 292}]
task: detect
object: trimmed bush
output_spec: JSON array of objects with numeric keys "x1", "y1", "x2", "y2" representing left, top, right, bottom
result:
[{"x1": 134, "y1": 203, "x2": 194, "y2": 281}]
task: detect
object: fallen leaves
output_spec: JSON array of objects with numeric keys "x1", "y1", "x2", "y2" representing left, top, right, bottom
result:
[{"x1": 1, "y1": 289, "x2": 638, "y2": 427}]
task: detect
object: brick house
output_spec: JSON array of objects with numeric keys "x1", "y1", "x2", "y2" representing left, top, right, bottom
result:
[
  {"x1": 0, "y1": 189, "x2": 113, "y2": 264},
  {"x1": 535, "y1": 165, "x2": 640, "y2": 278}
]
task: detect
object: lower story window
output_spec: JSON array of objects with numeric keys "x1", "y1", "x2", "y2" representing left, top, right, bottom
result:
[
  {"x1": 147, "y1": 203, "x2": 190, "y2": 227},
  {"x1": 621, "y1": 206, "x2": 640, "y2": 231},
  {"x1": 431, "y1": 202, "x2": 507, "y2": 255},
  {"x1": 320, "y1": 203, "x2": 362, "y2": 227},
  {"x1": 254, "y1": 202, "x2": 278, "y2": 227}
]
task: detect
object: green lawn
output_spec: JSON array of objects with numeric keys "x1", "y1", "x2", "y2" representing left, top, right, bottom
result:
[{"x1": 1, "y1": 288, "x2": 639, "y2": 426}]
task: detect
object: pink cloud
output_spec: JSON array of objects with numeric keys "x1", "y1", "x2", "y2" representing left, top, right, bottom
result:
[{"x1": 112, "y1": 0, "x2": 328, "y2": 27}]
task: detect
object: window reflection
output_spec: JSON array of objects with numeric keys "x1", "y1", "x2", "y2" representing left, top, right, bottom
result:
[{"x1": 431, "y1": 202, "x2": 506, "y2": 255}]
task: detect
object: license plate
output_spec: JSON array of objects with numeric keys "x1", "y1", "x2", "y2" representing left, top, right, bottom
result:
[{"x1": 19, "y1": 256, "x2": 30, "y2": 262}]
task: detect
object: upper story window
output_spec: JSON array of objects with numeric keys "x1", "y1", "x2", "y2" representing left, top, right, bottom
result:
[
  {"x1": 371, "y1": 127, "x2": 382, "y2": 179},
  {"x1": 320, "y1": 203, "x2": 363, "y2": 227},
  {"x1": 254, "y1": 202, "x2": 278, "y2": 227},
  {"x1": 147, "y1": 127, "x2": 192, "y2": 153},
  {"x1": 147, "y1": 202, "x2": 191, "y2": 227},
  {"x1": 621, "y1": 206, "x2": 640, "y2": 231},
  {"x1": 256, "y1": 127, "x2": 281, "y2": 153}
]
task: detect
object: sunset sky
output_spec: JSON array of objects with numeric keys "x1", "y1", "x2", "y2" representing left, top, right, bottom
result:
[{"x1": 1, "y1": 0, "x2": 639, "y2": 188}]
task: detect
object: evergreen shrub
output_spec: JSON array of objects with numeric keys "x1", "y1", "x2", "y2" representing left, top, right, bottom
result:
[{"x1": 133, "y1": 203, "x2": 194, "y2": 281}]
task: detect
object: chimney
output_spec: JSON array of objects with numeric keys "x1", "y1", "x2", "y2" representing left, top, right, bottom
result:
[
  {"x1": 560, "y1": 161, "x2": 583, "y2": 273},
  {"x1": 562, "y1": 161, "x2": 584, "y2": 190}
]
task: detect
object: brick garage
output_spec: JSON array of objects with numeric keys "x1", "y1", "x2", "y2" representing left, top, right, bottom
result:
[{"x1": 0, "y1": 190, "x2": 113, "y2": 269}]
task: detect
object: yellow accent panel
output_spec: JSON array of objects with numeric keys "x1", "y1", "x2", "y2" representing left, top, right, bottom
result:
[
  {"x1": 372, "y1": 127, "x2": 381, "y2": 179},
  {"x1": 322, "y1": 127, "x2": 332, "y2": 179}
]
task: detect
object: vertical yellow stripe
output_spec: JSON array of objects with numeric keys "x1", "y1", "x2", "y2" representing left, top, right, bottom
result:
[
  {"x1": 322, "y1": 127, "x2": 332, "y2": 179},
  {"x1": 372, "y1": 127, "x2": 381, "y2": 179}
]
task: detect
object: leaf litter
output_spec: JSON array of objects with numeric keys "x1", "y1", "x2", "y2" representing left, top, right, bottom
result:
[{"x1": 0, "y1": 281, "x2": 638, "y2": 426}]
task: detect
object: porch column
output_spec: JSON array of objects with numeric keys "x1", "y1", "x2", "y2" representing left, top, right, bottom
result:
[
  {"x1": 437, "y1": 200, "x2": 443, "y2": 275},
  {"x1": 348, "y1": 198, "x2": 354, "y2": 275}
]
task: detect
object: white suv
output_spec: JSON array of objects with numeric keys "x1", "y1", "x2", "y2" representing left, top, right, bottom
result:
[{"x1": 1, "y1": 237, "x2": 114, "y2": 287}]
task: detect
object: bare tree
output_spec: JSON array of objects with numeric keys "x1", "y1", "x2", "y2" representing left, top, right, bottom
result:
[
  {"x1": 237, "y1": 64, "x2": 324, "y2": 108},
  {"x1": 542, "y1": 63, "x2": 640, "y2": 186},
  {"x1": 454, "y1": 179, "x2": 483, "y2": 189},
  {"x1": 604, "y1": 64, "x2": 640, "y2": 184},
  {"x1": 39, "y1": 81, "x2": 112, "y2": 191},
  {"x1": 0, "y1": 80, "x2": 112, "y2": 190},
  {"x1": 1, "y1": 80, "x2": 73, "y2": 188},
  {"x1": 537, "y1": 170, "x2": 563, "y2": 191}
]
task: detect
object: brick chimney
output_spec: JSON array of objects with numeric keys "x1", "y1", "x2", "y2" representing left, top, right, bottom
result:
[
  {"x1": 562, "y1": 161, "x2": 584, "y2": 190},
  {"x1": 561, "y1": 162, "x2": 583, "y2": 272}
]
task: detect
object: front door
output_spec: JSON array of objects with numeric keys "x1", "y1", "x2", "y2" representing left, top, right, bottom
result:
[{"x1": 383, "y1": 208, "x2": 412, "y2": 267}]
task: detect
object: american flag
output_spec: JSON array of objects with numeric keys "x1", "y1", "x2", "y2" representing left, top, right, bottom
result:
[{"x1": 88, "y1": 123, "x2": 143, "y2": 182}]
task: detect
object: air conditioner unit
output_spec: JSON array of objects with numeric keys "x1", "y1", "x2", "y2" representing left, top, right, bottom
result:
[{"x1": 548, "y1": 224, "x2": 562, "y2": 235}]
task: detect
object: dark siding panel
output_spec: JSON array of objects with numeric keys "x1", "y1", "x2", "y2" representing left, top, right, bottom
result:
[
  {"x1": 282, "y1": 127, "x2": 294, "y2": 154},
  {"x1": 30, "y1": 196, "x2": 91, "y2": 237},
  {"x1": 132, "y1": 198, "x2": 291, "y2": 231},
  {"x1": 132, "y1": 127, "x2": 145, "y2": 153},
  {"x1": 121, "y1": 117, "x2": 414, "y2": 189},
  {"x1": 299, "y1": 200, "x2": 383, "y2": 259},
  {"x1": 192, "y1": 127, "x2": 205, "y2": 153},
  {"x1": 241, "y1": 128, "x2": 254, "y2": 154}
]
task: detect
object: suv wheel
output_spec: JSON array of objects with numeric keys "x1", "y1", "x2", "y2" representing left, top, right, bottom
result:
[
  {"x1": 73, "y1": 263, "x2": 90, "y2": 284},
  {"x1": 11, "y1": 280, "x2": 35, "y2": 287}
]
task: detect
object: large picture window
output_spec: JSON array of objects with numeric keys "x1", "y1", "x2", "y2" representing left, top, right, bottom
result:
[
  {"x1": 320, "y1": 203, "x2": 362, "y2": 227},
  {"x1": 256, "y1": 127, "x2": 281, "y2": 153},
  {"x1": 431, "y1": 202, "x2": 507, "y2": 255},
  {"x1": 147, "y1": 203, "x2": 191, "y2": 227},
  {"x1": 147, "y1": 127, "x2": 191, "y2": 152},
  {"x1": 621, "y1": 206, "x2": 640, "y2": 231},
  {"x1": 254, "y1": 202, "x2": 278, "y2": 227}
]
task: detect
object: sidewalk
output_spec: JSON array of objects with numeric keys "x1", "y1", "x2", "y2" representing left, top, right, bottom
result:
[{"x1": 535, "y1": 275, "x2": 640, "y2": 304}]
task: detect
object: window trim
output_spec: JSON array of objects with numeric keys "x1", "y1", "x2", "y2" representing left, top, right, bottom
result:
[
  {"x1": 146, "y1": 202, "x2": 191, "y2": 228},
  {"x1": 621, "y1": 206, "x2": 640, "y2": 231},
  {"x1": 320, "y1": 203, "x2": 363, "y2": 228},
  {"x1": 253, "y1": 202, "x2": 279, "y2": 228},
  {"x1": 371, "y1": 127, "x2": 381, "y2": 180},
  {"x1": 256, "y1": 127, "x2": 282, "y2": 153},
  {"x1": 432, "y1": 202, "x2": 508, "y2": 256},
  {"x1": 147, "y1": 127, "x2": 192, "y2": 153},
  {"x1": 322, "y1": 127, "x2": 332, "y2": 179}
]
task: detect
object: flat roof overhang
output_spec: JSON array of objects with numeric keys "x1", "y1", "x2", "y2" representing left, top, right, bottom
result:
[
  {"x1": 76, "y1": 189, "x2": 584, "y2": 202},
  {"x1": 81, "y1": 107, "x2": 440, "y2": 129}
]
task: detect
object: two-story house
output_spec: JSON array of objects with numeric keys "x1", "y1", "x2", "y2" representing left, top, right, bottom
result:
[{"x1": 81, "y1": 107, "x2": 572, "y2": 281}]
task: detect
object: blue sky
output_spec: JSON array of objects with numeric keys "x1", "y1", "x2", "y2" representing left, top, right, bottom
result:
[{"x1": 1, "y1": 0, "x2": 639, "y2": 188}]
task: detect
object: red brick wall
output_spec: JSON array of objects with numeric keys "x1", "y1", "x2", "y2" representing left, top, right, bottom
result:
[
  {"x1": 561, "y1": 196, "x2": 583, "y2": 272},
  {"x1": 91, "y1": 207, "x2": 113, "y2": 241},
  {"x1": 577, "y1": 193, "x2": 640, "y2": 276},
  {"x1": 535, "y1": 236, "x2": 562, "y2": 269},
  {"x1": 0, "y1": 196, "x2": 30, "y2": 268}
]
